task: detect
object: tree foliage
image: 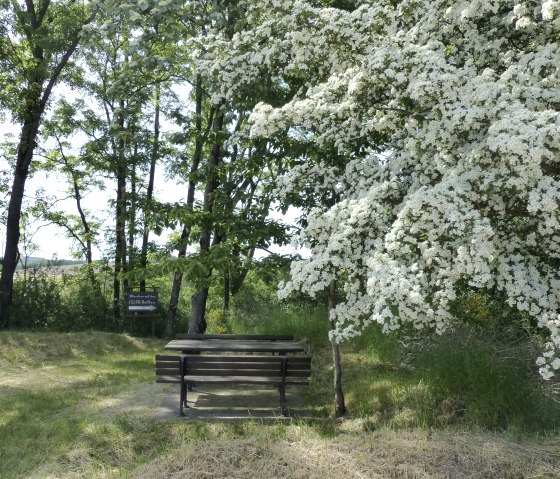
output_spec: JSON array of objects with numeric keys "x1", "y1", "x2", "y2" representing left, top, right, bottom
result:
[{"x1": 196, "y1": 0, "x2": 560, "y2": 378}]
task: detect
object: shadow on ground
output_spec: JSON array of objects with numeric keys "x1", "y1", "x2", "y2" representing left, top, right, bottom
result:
[{"x1": 155, "y1": 383, "x2": 313, "y2": 423}]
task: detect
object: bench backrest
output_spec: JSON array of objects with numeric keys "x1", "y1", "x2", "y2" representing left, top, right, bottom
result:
[
  {"x1": 184, "y1": 354, "x2": 311, "y2": 381},
  {"x1": 174, "y1": 334, "x2": 294, "y2": 341},
  {"x1": 155, "y1": 354, "x2": 183, "y2": 383}
]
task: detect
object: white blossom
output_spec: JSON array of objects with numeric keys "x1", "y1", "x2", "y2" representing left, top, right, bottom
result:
[{"x1": 196, "y1": 0, "x2": 560, "y2": 379}]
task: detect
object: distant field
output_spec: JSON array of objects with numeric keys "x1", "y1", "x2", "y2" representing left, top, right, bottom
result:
[
  {"x1": 0, "y1": 331, "x2": 559, "y2": 479},
  {"x1": 15, "y1": 257, "x2": 86, "y2": 269}
]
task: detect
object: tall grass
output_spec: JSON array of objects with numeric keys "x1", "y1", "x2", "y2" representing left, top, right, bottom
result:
[
  {"x1": 331, "y1": 323, "x2": 560, "y2": 432},
  {"x1": 207, "y1": 272, "x2": 331, "y2": 347},
  {"x1": 413, "y1": 333, "x2": 560, "y2": 432}
]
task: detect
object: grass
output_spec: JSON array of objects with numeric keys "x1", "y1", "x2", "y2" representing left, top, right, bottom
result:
[
  {"x1": 1, "y1": 324, "x2": 560, "y2": 478},
  {"x1": 226, "y1": 297, "x2": 560, "y2": 432},
  {"x1": 0, "y1": 332, "x2": 164, "y2": 478}
]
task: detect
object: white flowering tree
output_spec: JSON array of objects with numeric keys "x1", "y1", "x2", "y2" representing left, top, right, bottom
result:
[{"x1": 198, "y1": 0, "x2": 560, "y2": 379}]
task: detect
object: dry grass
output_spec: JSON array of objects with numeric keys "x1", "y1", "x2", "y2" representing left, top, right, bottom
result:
[{"x1": 131, "y1": 424, "x2": 560, "y2": 479}]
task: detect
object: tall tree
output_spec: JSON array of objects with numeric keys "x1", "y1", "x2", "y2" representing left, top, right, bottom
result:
[
  {"x1": 164, "y1": 74, "x2": 210, "y2": 336},
  {"x1": 0, "y1": 0, "x2": 97, "y2": 327}
]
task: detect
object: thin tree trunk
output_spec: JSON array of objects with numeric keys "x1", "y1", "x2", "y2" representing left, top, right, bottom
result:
[
  {"x1": 223, "y1": 273, "x2": 230, "y2": 311},
  {"x1": 140, "y1": 82, "x2": 161, "y2": 291},
  {"x1": 113, "y1": 105, "x2": 128, "y2": 321},
  {"x1": 329, "y1": 279, "x2": 346, "y2": 417},
  {"x1": 113, "y1": 166, "x2": 126, "y2": 320},
  {"x1": 128, "y1": 142, "x2": 138, "y2": 281},
  {"x1": 230, "y1": 246, "x2": 255, "y2": 296},
  {"x1": 61, "y1": 140, "x2": 105, "y2": 304},
  {"x1": 164, "y1": 75, "x2": 209, "y2": 336}
]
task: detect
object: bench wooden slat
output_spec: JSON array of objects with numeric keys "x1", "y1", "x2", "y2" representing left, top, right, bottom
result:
[
  {"x1": 284, "y1": 356, "x2": 312, "y2": 364},
  {"x1": 157, "y1": 375, "x2": 183, "y2": 383},
  {"x1": 184, "y1": 369, "x2": 310, "y2": 378},
  {"x1": 186, "y1": 361, "x2": 282, "y2": 374},
  {"x1": 155, "y1": 353, "x2": 311, "y2": 416},
  {"x1": 156, "y1": 354, "x2": 183, "y2": 360},
  {"x1": 175, "y1": 334, "x2": 294, "y2": 341},
  {"x1": 187, "y1": 369, "x2": 283, "y2": 377},
  {"x1": 184, "y1": 375, "x2": 310, "y2": 385},
  {"x1": 156, "y1": 366, "x2": 182, "y2": 374},
  {"x1": 184, "y1": 354, "x2": 282, "y2": 363}
]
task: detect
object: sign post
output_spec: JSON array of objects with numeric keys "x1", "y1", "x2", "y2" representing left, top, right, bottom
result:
[{"x1": 126, "y1": 289, "x2": 159, "y2": 336}]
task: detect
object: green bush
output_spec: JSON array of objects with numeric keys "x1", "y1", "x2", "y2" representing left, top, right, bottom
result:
[
  {"x1": 206, "y1": 308, "x2": 232, "y2": 334},
  {"x1": 9, "y1": 264, "x2": 111, "y2": 332}
]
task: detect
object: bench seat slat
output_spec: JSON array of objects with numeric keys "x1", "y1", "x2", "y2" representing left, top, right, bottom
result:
[
  {"x1": 184, "y1": 375, "x2": 310, "y2": 385},
  {"x1": 184, "y1": 355, "x2": 282, "y2": 363}
]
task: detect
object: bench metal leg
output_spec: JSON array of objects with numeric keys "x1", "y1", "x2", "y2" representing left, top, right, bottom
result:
[
  {"x1": 279, "y1": 383, "x2": 287, "y2": 416},
  {"x1": 180, "y1": 381, "x2": 187, "y2": 416}
]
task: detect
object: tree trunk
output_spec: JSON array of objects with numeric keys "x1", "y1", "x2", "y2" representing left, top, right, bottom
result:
[
  {"x1": 164, "y1": 226, "x2": 190, "y2": 336},
  {"x1": 0, "y1": 3, "x2": 96, "y2": 327},
  {"x1": 223, "y1": 273, "x2": 230, "y2": 311},
  {"x1": 187, "y1": 104, "x2": 225, "y2": 334},
  {"x1": 188, "y1": 287, "x2": 209, "y2": 334},
  {"x1": 164, "y1": 76, "x2": 210, "y2": 336},
  {"x1": 140, "y1": 81, "x2": 161, "y2": 291},
  {"x1": 0, "y1": 156, "x2": 30, "y2": 326},
  {"x1": 329, "y1": 279, "x2": 346, "y2": 417},
  {"x1": 127, "y1": 142, "x2": 138, "y2": 281},
  {"x1": 113, "y1": 167, "x2": 126, "y2": 320},
  {"x1": 231, "y1": 246, "x2": 256, "y2": 296},
  {"x1": 62, "y1": 145, "x2": 105, "y2": 308},
  {"x1": 113, "y1": 106, "x2": 128, "y2": 321}
]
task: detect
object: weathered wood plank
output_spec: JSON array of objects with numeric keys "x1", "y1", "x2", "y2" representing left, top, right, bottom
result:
[{"x1": 175, "y1": 334, "x2": 294, "y2": 341}]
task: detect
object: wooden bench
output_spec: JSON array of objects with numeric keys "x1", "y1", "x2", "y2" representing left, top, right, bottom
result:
[
  {"x1": 155, "y1": 354, "x2": 311, "y2": 416},
  {"x1": 174, "y1": 334, "x2": 294, "y2": 341}
]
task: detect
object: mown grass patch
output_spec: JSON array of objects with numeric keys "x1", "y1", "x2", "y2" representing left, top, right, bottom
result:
[{"x1": 0, "y1": 332, "x2": 164, "y2": 478}]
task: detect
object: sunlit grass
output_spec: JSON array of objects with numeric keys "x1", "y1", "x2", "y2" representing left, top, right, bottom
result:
[{"x1": 0, "y1": 332, "x2": 164, "y2": 478}]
